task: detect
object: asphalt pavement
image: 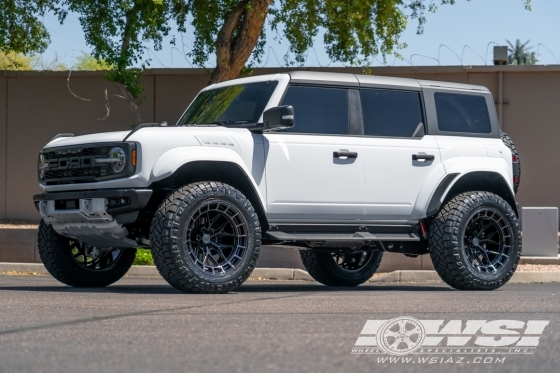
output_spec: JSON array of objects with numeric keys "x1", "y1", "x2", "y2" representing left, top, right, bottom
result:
[{"x1": 0, "y1": 275, "x2": 559, "y2": 373}]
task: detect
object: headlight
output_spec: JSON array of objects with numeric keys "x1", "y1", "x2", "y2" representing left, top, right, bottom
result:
[
  {"x1": 106, "y1": 147, "x2": 126, "y2": 173},
  {"x1": 38, "y1": 154, "x2": 47, "y2": 180}
]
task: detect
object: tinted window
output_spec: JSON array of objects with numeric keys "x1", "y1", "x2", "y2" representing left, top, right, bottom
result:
[
  {"x1": 360, "y1": 90, "x2": 424, "y2": 137},
  {"x1": 435, "y1": 93, "x2": 491, "y2": 133},
  {"x1": 178, "y1": 81, "x2": 277, "y2": 126},
  {"x1": 280, "y1": 86, "x2": 348, "y2": 134}
]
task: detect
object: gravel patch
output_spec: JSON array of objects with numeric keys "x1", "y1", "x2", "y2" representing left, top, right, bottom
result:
[
  {"x1": 517, "y1": 264, "x2": 560, "y2": 271},
  {"x1": 0, "y1": 220, "x2": 39, "y2": 229},
  {"x1": 0, "y1": 271, "x2": 48, "y2": 276}
]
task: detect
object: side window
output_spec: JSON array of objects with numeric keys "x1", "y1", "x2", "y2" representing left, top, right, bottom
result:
[
  {"x1": 280, "y1": 86, "x2": 348, "y2": 135},
  {"x1": 360, "y1": 89, "x2": 424, "y2": 138},
  {"x1": 435, "y1": 92, "x2": 491, "y2": 134}
]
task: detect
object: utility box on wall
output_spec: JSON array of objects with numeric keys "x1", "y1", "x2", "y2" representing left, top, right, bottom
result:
[{"x1": 521, "y1": 207, "x2": 559, "y2": 257}]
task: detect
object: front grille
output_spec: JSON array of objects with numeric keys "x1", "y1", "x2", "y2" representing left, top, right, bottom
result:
[
  {"x1": 39, "y1": 143, "x2": 135, "y2": 185},
  {"x1": 44, "y1": 165, "x2": 110, "y2": 181},
  {"x1": 42, "y1": 146, "x2": 111, "y2": 160}
]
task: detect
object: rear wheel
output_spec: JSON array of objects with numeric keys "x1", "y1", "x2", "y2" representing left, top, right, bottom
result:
[
  {"x1": 429, "y1": 191, "x2": 521, "y2": 290},
  {"x1": 37, "y1": 221, "x2": 136, "y2": 287},
  {"x1": 300, "y1": 250, "x2": 383, "y2": 287}
]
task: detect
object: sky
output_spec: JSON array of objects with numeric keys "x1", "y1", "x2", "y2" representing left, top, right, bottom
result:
[{"x1": 38, "y1": 0, "x2": 560, "y2": 69}]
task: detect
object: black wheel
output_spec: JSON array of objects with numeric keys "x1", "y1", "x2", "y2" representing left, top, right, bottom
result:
[
  {"x1": 500, "y1": 130, "x2": 520, "y2": 194},
  {"x1": 429, "y1": 191, "x2": 521, "y2": 290},
  {"x1": 150, "y1": 182, "x2": 261, "y2": 294},
  {"x1": 37, "y1": 220, "x2": 137, "y2": 287},
  {"x1": 300, "y1": 250, "x2": 383, "y2": 287}
]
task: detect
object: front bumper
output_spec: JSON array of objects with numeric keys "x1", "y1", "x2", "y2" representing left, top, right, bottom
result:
[{"x1": 33, "y1": 189, "x2": 152, "y2": 248}]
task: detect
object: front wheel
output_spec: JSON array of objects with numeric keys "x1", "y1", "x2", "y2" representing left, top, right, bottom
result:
[
  {"x1": 429, "y1": 191, "x2": 521, "y2": 290},
  {"x1": 37, "y1": 221, "x2": 137, "y2": 287},
  {"x1": 300, "y1": 250, "x2": 383, "y2": 287},
  {"x1": 150, "y1": 182, "x2": 261, "y2": 294}
]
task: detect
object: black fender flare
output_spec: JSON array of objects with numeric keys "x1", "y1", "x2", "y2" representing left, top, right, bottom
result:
[{"x1": 426, "y1": 172, "x2": 518, "y2": 218}]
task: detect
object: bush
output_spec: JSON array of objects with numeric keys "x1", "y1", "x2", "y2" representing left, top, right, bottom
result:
[{"x1": 133, "y1": 248, "x2": 154, "y2": 265}]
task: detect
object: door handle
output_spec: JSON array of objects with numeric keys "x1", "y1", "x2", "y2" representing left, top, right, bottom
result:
[
  {"x1": 412, "y1": 154, "x2": 435, "y2": 161},
  {"x1": 334, "y1": 151, "x2": 358, "y2": 158}
]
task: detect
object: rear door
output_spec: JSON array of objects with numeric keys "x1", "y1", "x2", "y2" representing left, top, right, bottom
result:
[
  {"x1": 263, "y1": 85, "x2": 365, "y2": 223},
  {"x1": 355, "y1": 89, "x2": 444, "y2": 220}
]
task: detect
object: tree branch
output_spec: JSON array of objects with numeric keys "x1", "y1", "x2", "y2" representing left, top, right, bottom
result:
[{"x1": 210, "y1": 0, "x2": 271, "y2": 84}]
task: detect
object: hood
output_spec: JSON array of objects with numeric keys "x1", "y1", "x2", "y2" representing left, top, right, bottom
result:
[
  {"x1": 42, "y1": 126, "x2": 255, "y2": 150},
  {"x1": 44, "y1": 131, "x2": 130, "y2": 148}
]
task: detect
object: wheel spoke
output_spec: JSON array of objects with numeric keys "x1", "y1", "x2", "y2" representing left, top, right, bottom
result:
[
  {"x1": 331, "y1": 251, "x2": 373, "y2": 272},
  {"x1": 389, "y1": 337, "x2": 403, "y2": 349},
  {"x1": 185, "y1": 200, "x2": 248, "y2": 276},
  {"x1": 464, "y1": 207, "x2": 514, "y2": 273},
  {"x1": 402, "y1": 336, "x2": 415, "y2": 347},
  {"x1": 405, "y1": 326, "x2": 421, "y2": 336},
  {"x1": 398, "y1": 320, "x2": 407, "y2": 333},
  {"x1": 385, "y1": 330, "x2": 401, "y2": 338},
  {"x1": 476, "y1": 246, "x2": 493, "y2": 266}
]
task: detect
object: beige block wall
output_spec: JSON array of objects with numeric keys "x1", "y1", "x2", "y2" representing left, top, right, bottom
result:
[
  {"x1": 0, "y1": 77, "x2": 6, "y2": 219},
  {"x1": 501, "y1": 71, "x2": 560, "y2": 210},
  {"x1": 1, "y1": 66, "x2": 560, "y2": 221}
]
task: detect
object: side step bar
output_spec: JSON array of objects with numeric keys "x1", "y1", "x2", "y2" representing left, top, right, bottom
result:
[{"x1": 264, "y1": 231, "x2": 420, "y2": 242}]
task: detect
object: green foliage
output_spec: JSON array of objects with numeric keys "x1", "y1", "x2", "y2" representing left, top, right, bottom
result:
[
  {"x1": 0, "y1": 0, "x2": 56, "y2": 56},
  {"x1": 0, "y1": 51, "x2": 32, "y2": 70},
  {"x1": 56, "y1": 1, "x2": 189, "y2": 102},
  {"x1": 507, "y1": 39, "x2": 537, "y2": 65},
  {"x1": 133, "y1": 248, "x2": 154, "y2": 265},
  {"x1": 0, "y1": 0, "x2": 533, "y2": 105},
  {"x1": 189, "y1": 0, "x2": 531, "y2": 72},
  {"x1": 73, "y1": 52, "x2": 112, "y2": 70}
]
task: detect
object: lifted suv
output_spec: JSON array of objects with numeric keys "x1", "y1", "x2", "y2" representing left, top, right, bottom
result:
[{"x1": 34, "y1": 71, "x2": 522, "y2": 292}]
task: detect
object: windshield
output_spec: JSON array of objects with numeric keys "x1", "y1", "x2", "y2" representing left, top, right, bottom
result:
[{"x1": 178, "y1": 81, "x2": 278, "y2": 126}]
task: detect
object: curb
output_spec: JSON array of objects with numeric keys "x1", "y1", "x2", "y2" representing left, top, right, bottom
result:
[
  {"x1": 1, "y1": 263, "x2": 559, "y2": 283},
  {"x1": 368, "y1": 270, "x2": 560, "y2": 284}
]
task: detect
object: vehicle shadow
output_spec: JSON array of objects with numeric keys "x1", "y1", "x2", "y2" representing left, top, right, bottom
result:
[{"x1": 0, "y1": 280, "x2": 455, "y2": 295}]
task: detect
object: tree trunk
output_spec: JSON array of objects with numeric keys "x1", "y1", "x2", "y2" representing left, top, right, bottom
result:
[
  {"x1": 117, "y1": 2, "x2": 142, "y2": 126},
  {"x1": 116, "y1": 82, "x2": 142, "y2": 126},
  {"x1": 209, "y1": 0, "x2": 271, "y2": 84}
]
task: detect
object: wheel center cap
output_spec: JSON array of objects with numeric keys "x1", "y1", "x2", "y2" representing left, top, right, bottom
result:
[
  {"x1": 202, "y1": 234, "x2": 211, "y2": 244},
  {"x1": 472, "y1": 237, "x2": 480, "y2": 246}
]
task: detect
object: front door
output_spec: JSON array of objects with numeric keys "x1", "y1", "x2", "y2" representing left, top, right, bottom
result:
[{"x1": 264, "y1": 85, "x2": 365, "y2": 223}]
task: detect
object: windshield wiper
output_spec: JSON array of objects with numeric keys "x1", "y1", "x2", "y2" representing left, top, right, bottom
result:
[{"x1": 205, "y1": 121, "x2": 231, "y2": 126}]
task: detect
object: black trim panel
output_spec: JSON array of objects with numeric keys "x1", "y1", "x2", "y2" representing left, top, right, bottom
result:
[
  {"x1": 348, "y1": 89, "x2": 364, "y2": 135},
  {"x1": 426, "y1": 173, "x2": 459, "y2": 216}
]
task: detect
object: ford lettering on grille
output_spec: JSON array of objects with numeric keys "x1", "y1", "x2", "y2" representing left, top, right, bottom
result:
[{"x1": 40, "y1": 145, "x2": 112, "y2": 185}]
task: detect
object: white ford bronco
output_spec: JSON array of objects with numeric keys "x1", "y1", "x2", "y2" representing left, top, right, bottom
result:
[{"x1": 34, "y1": 71, "x2": 522, "y2": 293}]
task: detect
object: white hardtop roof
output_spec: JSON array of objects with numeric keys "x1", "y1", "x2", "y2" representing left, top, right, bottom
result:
[{"x1": 205, "y1": 71, "x2": 490, "y2": 92}]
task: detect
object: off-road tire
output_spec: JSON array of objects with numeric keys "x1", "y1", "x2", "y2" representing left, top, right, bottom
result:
[
  {"x1": 500, "y1": 130, "x2": 520, "y2": 194},
  {"x1": 150, "y1": 182, "x2": 261, "y2": 294},
  {"x1": 300, "y1": 250, "x2": 383, "y2": 287},
  {"x1": 37, "y1": 221, "x2": 136, "y2": 287},
  {"x1": 429, "y1": 191, "x2": 521, "y2": 290}
]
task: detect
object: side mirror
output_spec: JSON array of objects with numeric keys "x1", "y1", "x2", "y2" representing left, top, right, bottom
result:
[{"x1": 263, "y1": 106, "x2": 294, "y2": 130}]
